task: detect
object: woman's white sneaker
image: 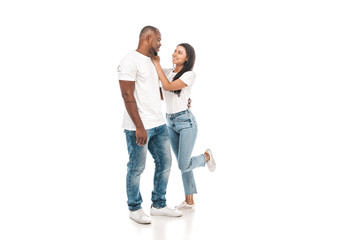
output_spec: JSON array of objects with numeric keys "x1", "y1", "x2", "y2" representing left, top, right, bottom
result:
[
  {"x1": 205, "y1": 148, "x2": 216, "y2": 172},
  {"x1": 175, "y1": 201, "x2": 195, "y2": 212},
  {"x1": 150, "y1": 205, "x2": 183, "y2": 217},
  {"x1": 129, "y1": 209, "x2": 151, "y2": 224}
]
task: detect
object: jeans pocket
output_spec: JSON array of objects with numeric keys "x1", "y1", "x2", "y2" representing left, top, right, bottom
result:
[
  {"x1": 175, "y1": 114, "x2": 190, "y2": 122},
  {"x1": 175, "y1": 119, "x2": 192, "y2": 132}
]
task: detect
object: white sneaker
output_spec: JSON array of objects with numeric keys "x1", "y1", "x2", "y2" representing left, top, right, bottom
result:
[
  {"x1": 150, "y1": 205, "x2": 183, "y2": 217},
  {"x1": 205, "y1": 148, "x2": 216, "y2": 172},
  {"x1": 129, "y1": 209, "x2": 151, "y2": 224},
  {"x1": 175, "y1": 201, "x2": 195, "y2": 212}
]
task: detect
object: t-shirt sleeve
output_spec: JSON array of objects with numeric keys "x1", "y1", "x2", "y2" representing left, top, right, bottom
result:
[
  {"x1": 163, "y1": 68, "x2": 172, "y2": 77},
  {"x1": 178, "y1": 71, "x2": 196, "y2": 86},
  {"x1": 161, "y1": 68, "x2": 173, "y2": 87},
  {"x1": 117, "y1": 56, "x2": 137, "y2": 81}
]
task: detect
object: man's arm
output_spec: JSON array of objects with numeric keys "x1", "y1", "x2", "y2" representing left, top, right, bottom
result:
[{"x1": 119, "y1": 80, "x2": 147, "y2": 146}]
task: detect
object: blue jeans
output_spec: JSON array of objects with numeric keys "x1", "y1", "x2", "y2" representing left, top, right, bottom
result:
[
  {"x1": 124, "y1": 124, "x2": 172, "y2": 211},
  {"x1": 166, "y1": 109, "x2": 206, "y2": 195}
]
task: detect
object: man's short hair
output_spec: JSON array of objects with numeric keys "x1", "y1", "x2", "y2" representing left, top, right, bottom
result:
[{"x1": 139, "y1": 25, "x2": 158, "y2": 38}]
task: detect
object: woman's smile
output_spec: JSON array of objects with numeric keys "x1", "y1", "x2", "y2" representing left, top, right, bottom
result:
[{"x1": 172, "y1": 45, "x2": 187, "y2": 65}]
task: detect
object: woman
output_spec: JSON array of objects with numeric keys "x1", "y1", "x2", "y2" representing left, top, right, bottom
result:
[{"x1": 151, "y1": 43, "x2": 216, "y2": 211}]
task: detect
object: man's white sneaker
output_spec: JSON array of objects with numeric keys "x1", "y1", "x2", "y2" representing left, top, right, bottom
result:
[
  {"x1": 175, "y1": 201, "x2": 195, "y2": 212},
  {"x1": 205, "y1": 148, "x2": 216, "y2": 172},
  {"x1": 150, "y1": 205, "x2": 183, "y2": 217},
  {"x1": 129, "y1": 209, "x2": 151, "y2": 224}
]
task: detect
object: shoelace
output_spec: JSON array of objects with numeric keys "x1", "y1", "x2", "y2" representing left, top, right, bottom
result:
[
  {"x1": 165, "y1": 206, "x2": 182, "y2": 214},
  {"x1": 168, "y1": 207, "x2": 178, "y2": 213},
  {"x1": 137, "y1": 209, "x2": 148, "y2": 218}
]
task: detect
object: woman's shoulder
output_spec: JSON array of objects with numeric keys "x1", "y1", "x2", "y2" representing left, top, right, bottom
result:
[
  {"x1": 162, "y1": 68, "x2": 173, "y2": 75},
  {"x1": 182, "y1": 70, "x2": 196, "y2": 78}
]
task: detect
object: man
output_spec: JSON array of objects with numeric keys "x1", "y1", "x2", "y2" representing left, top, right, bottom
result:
[{"x1": 118, "y1": 26, "x2": 182, "y2": 224}]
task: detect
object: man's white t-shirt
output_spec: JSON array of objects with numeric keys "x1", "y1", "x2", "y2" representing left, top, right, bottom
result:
[
  {"x1": 117, "y1": 51, "x2": 165, "y2": 130},
  {"x1": 162, "y1": 69, "x2": 196, "y2": 114}
]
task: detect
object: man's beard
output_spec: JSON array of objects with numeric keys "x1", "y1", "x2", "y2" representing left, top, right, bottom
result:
[{"x1": 150, "y1": 47, "x2": 157, "y2": 56}]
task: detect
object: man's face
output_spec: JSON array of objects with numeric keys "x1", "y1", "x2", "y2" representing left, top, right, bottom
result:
[{"x1": 150, "y1": 30, "x2": 162, "y2": 55}]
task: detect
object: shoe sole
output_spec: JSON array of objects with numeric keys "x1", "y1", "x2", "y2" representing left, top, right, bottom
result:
[
  {"x1": 206, "y1": 149, "x2": 216, "y2": 172},
  {"x1": 176, "y1": 208, "x2": 195, "y2": 212},
  {"x1": 150, "y1": 212, "x2": 182, "y2": 217},
  {"x1": 129, "y1": 216, "x2": 152, "y2": 224}
]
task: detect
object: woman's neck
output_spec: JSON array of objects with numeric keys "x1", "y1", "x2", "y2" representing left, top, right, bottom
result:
[{"x1": 173, "y1": 64, "x2": 183, "y2": 73}]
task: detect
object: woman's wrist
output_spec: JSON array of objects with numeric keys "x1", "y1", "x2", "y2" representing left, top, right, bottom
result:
[{"x1": 154, "y1": 62, "x2": 161, "y2": 68}]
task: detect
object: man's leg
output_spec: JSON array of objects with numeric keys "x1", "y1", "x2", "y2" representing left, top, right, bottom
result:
[
  {"x1": 147, "y1": 125, "x2": 172, "y2": 208},
  {"x1": 125, "y1": 130, "x2": 148, "y2": 211}
]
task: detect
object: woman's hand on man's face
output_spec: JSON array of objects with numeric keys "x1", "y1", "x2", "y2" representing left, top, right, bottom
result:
[{"x1": 151, "y1": 55, "x2": 160, "y2": 64}]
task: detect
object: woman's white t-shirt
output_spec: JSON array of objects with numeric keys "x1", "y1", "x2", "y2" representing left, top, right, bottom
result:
[{"x1": 162, "y1": 69, "x2": 196, "y2": 114}]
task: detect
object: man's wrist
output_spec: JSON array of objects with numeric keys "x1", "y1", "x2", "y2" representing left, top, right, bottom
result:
[{"x1": 136, "y1": 125, "x2": 145, "y2": 131}]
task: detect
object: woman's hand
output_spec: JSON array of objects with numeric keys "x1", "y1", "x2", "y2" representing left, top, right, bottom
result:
[{"x1": 151, "y1": 55, "x2": 160, "y2": 65}]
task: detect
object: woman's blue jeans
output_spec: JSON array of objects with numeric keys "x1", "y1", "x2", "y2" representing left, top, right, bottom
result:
[
  {"x1": 124, "y1": 124, "x2": 172, "y2": 211},
  {"x1": 166, "y1": 109, "x2": 206, "y2": 195}
]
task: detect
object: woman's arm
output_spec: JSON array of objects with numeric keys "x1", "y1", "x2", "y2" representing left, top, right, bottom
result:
[{"x1": 151, "y1": 56, "x2": 187, "y2": 91}]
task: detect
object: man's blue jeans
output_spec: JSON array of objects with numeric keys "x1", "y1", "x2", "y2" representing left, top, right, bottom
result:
[{"x1": 124, "y1": 124, "x2": 172, "y2": 211}]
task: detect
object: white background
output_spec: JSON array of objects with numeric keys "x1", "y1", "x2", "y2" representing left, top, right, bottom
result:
[{"x1": 1, "y1": 0, "x2": 360, "y2": 239}]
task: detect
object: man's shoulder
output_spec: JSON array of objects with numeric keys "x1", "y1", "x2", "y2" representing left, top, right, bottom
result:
[
  {"x1": 121, "y1": 51, "x2": 137, "y2": 61},
  {"x1": 121, "y1": 51, "x2": 150, "y2": 65},
  {"x1": 119, "y1": 51, "x2": 140, "y2": 69}
]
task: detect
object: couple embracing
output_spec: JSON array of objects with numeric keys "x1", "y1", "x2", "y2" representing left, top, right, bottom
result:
[{"x1": 118, "y1": 26, "x2": 216, "y2": 224}]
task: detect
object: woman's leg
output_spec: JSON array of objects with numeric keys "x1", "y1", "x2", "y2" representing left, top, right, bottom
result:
[
  {"x1": 176, "y1": 119, "x2": 204, "y2": 203},
  {"x1": 181, "y1": 156, "x2": 211, "y2": 206},
  {"x1": 170, "y1": 112, "x2": 208, "y2": 205},
  {"x1": 177, "y1": 121, "x2": 206, "y2": 173},
  {"x1": 185, "y1": 194, "x2": 194, "y2": 205},
  {"x1": 167, "y1": 125, "x2": 179, "y2": 162},
  {"x1": 168, "y1": 123, "x2": 197, "y2": 202}
]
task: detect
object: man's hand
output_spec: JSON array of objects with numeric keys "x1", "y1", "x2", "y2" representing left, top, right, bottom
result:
[
  {"x1": 187, "y1": 98, "x2": 192, "y2": 108},
  {"x1": 136, "y1": 127, "x2": 148, "y2": 146}
]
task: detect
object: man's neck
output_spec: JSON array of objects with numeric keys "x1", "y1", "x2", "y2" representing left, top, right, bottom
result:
[{"x1": 136, "y1": 47, "x2": 151, "y2": 57}]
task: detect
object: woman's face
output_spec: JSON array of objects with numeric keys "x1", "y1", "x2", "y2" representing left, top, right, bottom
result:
[{"x1": 172, "y1": 45, "x2": 187, "y2": 66}]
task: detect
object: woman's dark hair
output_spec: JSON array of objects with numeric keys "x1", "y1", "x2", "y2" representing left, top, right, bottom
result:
[{"x1": 172, "y1": 43, "x2": 196, "y2": 97}]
